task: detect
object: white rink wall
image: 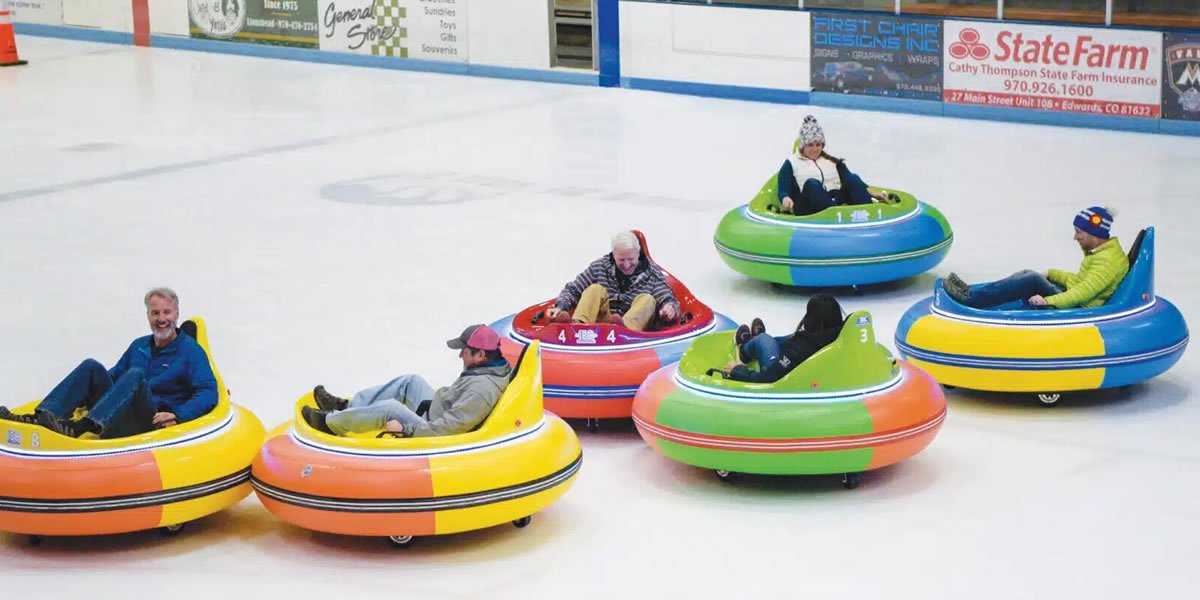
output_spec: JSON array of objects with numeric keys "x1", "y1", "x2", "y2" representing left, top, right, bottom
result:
[
  {"x1": 619, "y1": 1, "x2": 811, "y2": 91},
  {"x1": 12, "y1": 0, "x2": 557, "y2": 70}
]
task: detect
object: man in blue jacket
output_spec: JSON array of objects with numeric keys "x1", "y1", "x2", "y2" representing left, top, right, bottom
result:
[{"x1": 0, "y1": 288, "x2": 218, "y2": 438}]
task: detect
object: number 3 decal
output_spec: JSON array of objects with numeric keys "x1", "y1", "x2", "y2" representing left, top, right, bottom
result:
[{"x1": 859, "y1": 328, "x2": 868, "y2": 343}]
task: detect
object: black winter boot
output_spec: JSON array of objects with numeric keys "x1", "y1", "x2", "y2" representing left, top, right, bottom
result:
[
  {"x1": 750, "y1": 318, "x2": 766, "y2": 337},
  {"x1": 302, "y1": 406, "x2": 335, "y2": 435},
  {"x1": 313, "y1": 385, "x2": 349, "y2": 411}
]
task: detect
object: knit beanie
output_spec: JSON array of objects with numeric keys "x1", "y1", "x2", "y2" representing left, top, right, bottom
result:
[
  {"x1": 1073, "y1": 206, "x2": 1114, "y2": 239},
  {"x1": 798, "y1": 115, "x2": 825, "y2": 147}
]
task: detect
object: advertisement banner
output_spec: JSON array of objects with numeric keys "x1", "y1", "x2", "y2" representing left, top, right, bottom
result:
[
  {"x1": 189, "y1": 0, "x2": 320, "y2": 49},
  {"x1": 943, "y1": 21, "x2": 1162, "y2": 119},
  {"x1": 811, "y1": 13, "x2": 942, "y2": 101},
  {"x1": 1162, "y1": 33, "x2": 1200, "y2": 122},
  {"x1": 318, "y1": 0, "x2": 466, "y2": 62},
  {"x1": 9, "y1": 0, "x2": 62, "y2": 25}
]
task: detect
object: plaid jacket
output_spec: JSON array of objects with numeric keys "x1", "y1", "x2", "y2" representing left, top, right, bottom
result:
[{"x1": 555, "y1": 254, "x2": 679, "y2": 314}]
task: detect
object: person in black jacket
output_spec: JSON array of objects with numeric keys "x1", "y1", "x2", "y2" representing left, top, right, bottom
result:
[{"x1": 722, "y1": 295, "x2": 845, "y2": 384}]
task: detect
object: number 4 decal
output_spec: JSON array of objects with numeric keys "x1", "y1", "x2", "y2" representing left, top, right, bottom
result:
[
  {"x1": 606, "y1": 330, "x2": 616, "y2": 343},
  {"x1": 558, "y1": 330, "x2": 567, "y2": 343}
]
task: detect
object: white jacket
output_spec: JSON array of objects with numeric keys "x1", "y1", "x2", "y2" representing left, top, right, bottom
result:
[{"x1": 788, "y1": 154, "x2": 842, "y2": 191}]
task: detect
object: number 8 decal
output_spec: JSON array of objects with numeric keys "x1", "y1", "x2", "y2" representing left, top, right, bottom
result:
[{"x1": 859, "y1": 328, "x2": 868, "y2": 343}]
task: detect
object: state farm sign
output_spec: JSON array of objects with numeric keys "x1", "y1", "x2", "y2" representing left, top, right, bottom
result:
[{"x1": 944, "y1": 21, "x2": 1162, "y2": 118}]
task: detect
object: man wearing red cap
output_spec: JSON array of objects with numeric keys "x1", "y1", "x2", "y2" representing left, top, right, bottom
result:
[{"x1": 303, "y1": 324, "x2": 513, "y2": 437}]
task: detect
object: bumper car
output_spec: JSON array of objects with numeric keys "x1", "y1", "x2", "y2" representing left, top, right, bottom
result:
[
  {"x1": 0, "y1": 318, "x2": 265, "y2": 546},
  {"x1": 714, "y1": 174, "x2": 953, "y2": 288},
  {"x1": 895, "y1": 227, "x2": 1189, "y2": 405},
  {"x1": 490, "y1": 231, "x2": 736, "y2": 431},
  {"x1": 251, "y1": 341, "x2": 582, "y2": 547},
  {"x1": 632, "y1": 310, "x2": 946, "y2": 488}
]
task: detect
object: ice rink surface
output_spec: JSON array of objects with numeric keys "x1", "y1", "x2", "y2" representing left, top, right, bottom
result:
[{"x1": 1, "y1": 37, "x2": 1197, "y2": 599}]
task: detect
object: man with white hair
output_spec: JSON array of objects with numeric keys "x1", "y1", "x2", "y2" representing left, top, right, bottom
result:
[
  {"x1": 545, "y1": 231, "x2": 680, "y2": 332},
  {"x1": 0, "y1": 288, "x2": 218, "y2": 438}
]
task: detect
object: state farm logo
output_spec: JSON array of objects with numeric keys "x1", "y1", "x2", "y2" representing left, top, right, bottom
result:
[
  {"x1": 949, "y1": 29, "x2": 990, "y2": 60},
  {"x1": 948, "y1": 26, "x2": 1152, "y2": 71}
]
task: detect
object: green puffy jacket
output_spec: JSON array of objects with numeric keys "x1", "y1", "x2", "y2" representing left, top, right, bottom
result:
[{"x1": 1045, "y1": 238, "x2": 1129, "y2": 308}]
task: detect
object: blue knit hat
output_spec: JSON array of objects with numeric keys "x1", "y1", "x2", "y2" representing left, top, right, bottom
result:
[{"x1": 1073, "y1": 206, "x2": 1114, "y2": 239}]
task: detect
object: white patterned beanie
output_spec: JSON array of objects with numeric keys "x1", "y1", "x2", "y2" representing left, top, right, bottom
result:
[{"x1": 799, "y1": 115, "x2": 825, "y2": 147}]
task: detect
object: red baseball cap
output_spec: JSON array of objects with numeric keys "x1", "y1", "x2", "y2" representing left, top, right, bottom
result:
[{"x1": 446, "y1": 324, "x2": 501, "y2": 351}]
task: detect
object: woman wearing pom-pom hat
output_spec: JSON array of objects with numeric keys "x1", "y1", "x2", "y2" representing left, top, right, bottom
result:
[
  {"x1": 943, "y1": 206, "x2": 1129, "y2": 309},
  {"x1": 776, "y1": 114, "x2": 889, "y2": 215}
]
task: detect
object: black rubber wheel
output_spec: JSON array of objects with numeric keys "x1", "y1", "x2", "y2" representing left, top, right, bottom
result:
[
  {"x1": 387, "y1": 535, "x2": 415, "y2": 548},
  {"x1": 512, "y1": 516, "x2": 532, "y2": 528},
  {"x1": 842, "y1": 473, "x2": 861, "y2": 489},
  {"x1": 161, "y1": 523, "x2": 186, "y2": 537},
  {"x1": 715, "y1": 470, "x2": 736, "y2": 482},
  {"x1": 28, "y1": 535, "x2": 43, "y2": 547},
  {"x1": 851, "y1": 285, "x2": 864, "y2": 296},
  {"x1": 585, "y1": 419, "x2": 599, "y2": 434}
]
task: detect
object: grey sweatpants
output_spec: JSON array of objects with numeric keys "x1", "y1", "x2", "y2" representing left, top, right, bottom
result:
[{"x1": 325, "y1": 374, "x2": 435, "y2": 436}]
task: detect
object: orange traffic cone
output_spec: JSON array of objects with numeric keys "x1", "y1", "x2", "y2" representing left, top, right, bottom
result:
[{"x1": 1, "y1": 0, "x2": 28, "y2": 67}]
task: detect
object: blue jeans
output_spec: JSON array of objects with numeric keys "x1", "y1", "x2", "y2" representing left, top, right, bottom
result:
[
  {"x1": 325, "y1": 374, "x2": 435, "y2": 436},
  {"x1": 963, "y1": 269, "x2": 1065, "y2": 309},
  {"x1": 743, "y1": 334, "x2": 788, "y2": 369},
  {"x1": 731, "y1": 334, "x2": 794, "y2": 383},
  {"x1": 794, "y1": 173, "x2": 873, "y2": 214},
  {"x1": 36, "y1": 359, "x2": 155, "y2": 438}
]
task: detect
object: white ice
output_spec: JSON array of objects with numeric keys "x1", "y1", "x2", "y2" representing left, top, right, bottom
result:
[{"x1": 1, "y1": 36, "x2": 1197, "y2": 599}]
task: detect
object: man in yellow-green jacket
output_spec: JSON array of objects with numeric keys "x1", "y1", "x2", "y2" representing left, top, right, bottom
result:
[{"x1": 944, "y1": 206, "x2": 1129, "y2": 309}]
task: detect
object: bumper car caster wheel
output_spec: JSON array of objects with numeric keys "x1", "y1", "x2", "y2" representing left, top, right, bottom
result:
[
  {"x1": 715, "y1": 470, "x2": 736, "y2": 482},
  {"x1": 161, "y1": 523, "x2": 186, "y2": 537},
  {"x1": 1037, "y1": 393, "x2": 1062, "y2": 406},
  {"x1": 512, "y1": 516, "x2": 532, "y2": 528},
  {"x1": 387, "y1": 535, "x2": 415, "y2": 548},
  {"x1": 842, "y1": 473, "x2": 860, "y2": 489}
]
